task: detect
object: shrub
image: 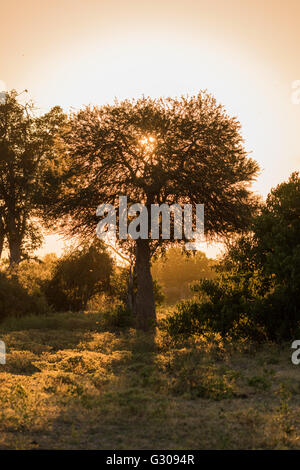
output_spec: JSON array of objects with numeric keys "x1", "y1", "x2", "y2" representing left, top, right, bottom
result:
[
  {"x1": 160, "y1": 300, "x2": 205, "y2": 339},
  {"x1": 161, "y1": 173, "x2": 300, "y2": 343},
  {"x1": 15, "y1": 254, "x2": 57, "y2": 295},
  {"x1": 43, "y1": 240, "x2": 114, "y2": 312},
  {"x1": 101, "y1": 304, "x2": 134, "y2": 329},
  {"x1": 161, "y1": 277, "x2": 299, "y2": 343},
  {"x1": 251, "y1": 287, "x2": 300, "y2": 342},
  {"x1": 0, "y1": 272, "x2": 49, "y2": 322}
]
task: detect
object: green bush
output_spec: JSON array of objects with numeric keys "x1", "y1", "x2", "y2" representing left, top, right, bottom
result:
[
  {"x1": 0, "y1": 272, "x2": 49, "y2": 322},
  {"x1": 251, "y1": 287, "x2": 300, "y2": 342},
  {"x1": 161, "y1": 276, "x2": 300, "y2": 343},
  {"x1": 43, "y1": 240, "x2": 114, "y2": 312},
  {"x1": 161, "y1": 173, "x2": 300, "y2": 343},
  {"x1": 15, "y1": 254, "x2": 57, "y2": 295},
  {"x1": 160, "y1": 281, "x2": 267, "y2": 342},
  {"x1": 101, "y1": 304, "x2": 134, "y2": 329},
  {"x1": 160, "y1": 300, "x2": 205, "y2": 339}
]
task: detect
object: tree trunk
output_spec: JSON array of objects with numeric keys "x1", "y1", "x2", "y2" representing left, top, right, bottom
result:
[
  {"x1": 135, "y1": 238, "x2": 156, "y2": 331},
  {"x1": 0, "y1": 216, "x2": 5, "y2": 259},
  {"x1": 0, "y1": 232, "x2": 4, "y2": 259},
  {"x1": 127, "y1": 261, "x2": 137, "y2": 315},
  {"x1": 7, "y1": 212, "x2": 22, "y2": 266},
  {"x1": 8, "y1": 236, "x2": 21, "y2": 266}
]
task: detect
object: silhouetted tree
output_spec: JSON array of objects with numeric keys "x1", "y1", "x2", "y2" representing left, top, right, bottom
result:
[
  {"x1": 0, "y1": 90, "x2": 66, "y2": 265},
  {"x1": 47, "y1": 92, "x2": 259, "y2": 330}
]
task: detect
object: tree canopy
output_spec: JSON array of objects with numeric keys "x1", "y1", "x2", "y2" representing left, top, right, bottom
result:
[
  {"x1": 46, "y1": 92, "x2": 260, "y2": 330},
  {"x1": 0, "y1": 90, "x2": 66, "y2": 265}
]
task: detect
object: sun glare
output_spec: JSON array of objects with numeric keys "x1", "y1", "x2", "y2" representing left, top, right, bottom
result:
[
  {"x1": 139, "y1": 135, "x2": 156, "y2": 148},
  {"x1": 140, "y1": 136, "x2": 155, "y2": 144}
]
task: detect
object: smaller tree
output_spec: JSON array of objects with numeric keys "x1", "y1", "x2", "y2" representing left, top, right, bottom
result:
[
  {"x1": 0, "y1": 90, "x2": 66, "y2": 265},
  {"x1": 163, "y1": 172, "x2": 300, "y2": 342},
  {"x1": 44, "y1": 240, "x2": 114, "y2": 311}
]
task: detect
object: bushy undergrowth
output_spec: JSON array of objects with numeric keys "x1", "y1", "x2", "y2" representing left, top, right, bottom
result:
[
  {"x1": 43, "y1": 240, "x2": 113, "y2": 312},
  {"x1": 161, "y1": 279, "x2": 300, "y2": 343},
  {"x1": 1, "y1": 310, "x2": 300, "y2": 450},
  {"x1": 0, "y1": 272, "x2": 49, "y2": 322},
  {"x1": 162, "y1": 173, "x2": 300, "y2": 344},
  {"x1": 101, "y1": 304, "x2": 135, "y2": 329},
  {"x1": 0, "y1": 240, "x2": 116, "y2": 323}
]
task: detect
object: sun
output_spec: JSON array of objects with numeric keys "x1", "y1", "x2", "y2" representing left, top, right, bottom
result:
[{"x1": 139, "y1": 135, "x2": 156, "y2": 148}]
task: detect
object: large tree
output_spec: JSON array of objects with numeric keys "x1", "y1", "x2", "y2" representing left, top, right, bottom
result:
[
  {"x1": 47, "y1": 92, "x2": 259, "y2": 330},
  {"x1": 0, "y1": 90, "x2": 66, "y2": 265}
]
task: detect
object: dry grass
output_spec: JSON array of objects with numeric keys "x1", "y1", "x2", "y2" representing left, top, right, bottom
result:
[{"x1": 0, "y1": 310, "x2": 300, "y2": 449}]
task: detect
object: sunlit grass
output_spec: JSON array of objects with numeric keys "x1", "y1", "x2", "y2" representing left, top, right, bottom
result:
[{"x1": 0, "y1": 308, "x2": 300, "y2": 449}]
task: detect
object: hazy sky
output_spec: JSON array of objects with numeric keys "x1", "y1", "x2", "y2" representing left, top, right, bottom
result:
[{"x1": 1, "y1": 0, "x2": 299, "y2": 257}]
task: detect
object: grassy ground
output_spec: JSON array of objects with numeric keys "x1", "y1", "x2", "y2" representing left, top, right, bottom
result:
[{"x1": 0, "y1": 309, "x2": 300, "y2": 449}]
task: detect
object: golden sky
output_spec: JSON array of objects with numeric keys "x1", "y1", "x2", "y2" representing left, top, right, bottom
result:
[{"x1": 1, "y1": 0, "x2": 300, "y2": 257}]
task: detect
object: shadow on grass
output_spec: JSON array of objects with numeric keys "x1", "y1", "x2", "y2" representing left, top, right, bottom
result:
[
  {"x1": 29, "y1": 327, "x2": 176, "y2": 449},
  {"x1": 2, "y1": 312, "x2": 300, "y2": 450}
]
